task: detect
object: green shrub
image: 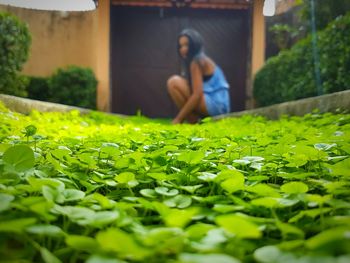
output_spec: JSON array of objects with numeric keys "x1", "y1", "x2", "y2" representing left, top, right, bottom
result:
[
  {"x1": 0, "y1": 12, "x2": 31, "y2": 97},
  {"x1": 48, "y1": 66, "x2": 97, "y2": 109},
  {"x1": 26, "y1": 76, "x2": 50, "y2": 101},
  {"x1": 254, "y1": 12, "x2": 350, "y2": 107}
]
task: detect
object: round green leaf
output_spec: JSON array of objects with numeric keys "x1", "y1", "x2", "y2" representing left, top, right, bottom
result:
[
  {"x1": 84, "y1": 211, "x2": 120, "y2": 227},
  {"x1": 3, "y1": 145, "x2": 35, "y2": 172},
  {"x1": 198, "y1": 172, "x2": 217, "y2": 182},
  {"x1": 140, "y1": 189, "x2": 158, "y2": 198},
  {"x1": 185, "y1": 223, "x2": 216, "y2": 240},
  {"x1": 62, "y1": 189, "x2": 86, "y2": 202},
  {"x1": 66, "y1": 235, "x2": 99, "y2": 252},
  {"x1": 220, "y1": 174, "x2": 245, "y2": 194},
  {"x1": 26, "y1": 224, "x2": 64, "y2": 237},
  {"x1": 0, "y1": 193, "x2": 14, "y2": 212},
  {"x1": 164, "y1": 195, "x2": 192, "y2": 209},
  {"x1": 215, "y1": 214, "x2": 261, "y2": 239},
  {"x1": 281, "y1": 182, "x2": 309, "y2": 194},
  {"x1": 254, "y1": 245, "x2": 281, "y2": 263},
  {"x1": 0, "y1": 218, "x2": 37, "y2": 233},
  {"x1": 155, "y1": 187, "x2": 179, "y2": 196},
  {"x1": 115, "y1": 172, "x2": 139, "y2": 187}
]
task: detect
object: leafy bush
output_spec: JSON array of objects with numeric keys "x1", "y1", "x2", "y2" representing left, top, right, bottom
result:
[
  {"x1": 26, "y1": 76, "x2": 50, "y2": 101},
  {"x1": 0, "y1": 12, "x2": 31, "y2": 97},
  {"x1": 254, "y1": 12, "x2": 350, "y2": 107},
  {"x1": 48, "y1": 66, "x2": 97, "y2": 109}
]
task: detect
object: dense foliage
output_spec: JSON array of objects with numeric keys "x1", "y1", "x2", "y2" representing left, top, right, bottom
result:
[
  {"x1": 254, "y1": 12, "x2": 350, "y2": 107},
  {"x1": 0, "y1": 102, "x2": 349, "y2": 262},
  {"x1": 26, "y1": 66, "x2": 97, "y2": 109},
  {"x1": 26, "y1": 76, "x2": 50, "y2": 102},
  {"x1": 0, "y1": 12, "x2": 31, "y2": 97},
  {"x1": 298, "y1": 0, "x2": 350, "y2": 31},
  {"x1": 47, "y1": 66, "x2": 97, "y2": 109}
]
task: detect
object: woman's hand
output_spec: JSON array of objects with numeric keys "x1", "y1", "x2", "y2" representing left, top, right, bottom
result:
[{"x1": 172, "y1": 117, "x2": 182, "y2": 124}]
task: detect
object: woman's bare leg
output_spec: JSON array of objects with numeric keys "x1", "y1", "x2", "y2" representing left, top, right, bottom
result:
[{"x1": 167, "y1": 75, "x2": 207, "y2": 123}]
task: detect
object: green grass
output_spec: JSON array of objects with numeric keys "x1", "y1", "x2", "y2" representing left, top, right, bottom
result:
[{"x1": 0, "y1": 103, "x2": 350, "y2": 263}]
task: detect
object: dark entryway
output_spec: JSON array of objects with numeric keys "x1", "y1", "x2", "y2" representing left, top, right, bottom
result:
[{"x1": 111, "y1": 5, "x2": 249, "y2": 118}]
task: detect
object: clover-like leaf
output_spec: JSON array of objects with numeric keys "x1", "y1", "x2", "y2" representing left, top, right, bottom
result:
[
  {"x1": 3, "y1": 145, "x2": 35, "y2": 172},
  {"x1": 164, "y1": 195, "x2": 192, "y2": 209},
  {"x1": 155, "y1": 187, "x2": 179, "y2": 196},
  {"x1": 281, "y1": 181, "x2": 309, "y2": 194}
]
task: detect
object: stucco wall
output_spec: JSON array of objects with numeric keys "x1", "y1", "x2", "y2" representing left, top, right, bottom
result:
[{"x1": 0, "y1": 5, "x2": 98, "y2": 77}]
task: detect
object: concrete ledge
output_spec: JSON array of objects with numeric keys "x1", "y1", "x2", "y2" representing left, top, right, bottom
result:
[
  {"x1": 214, "y1": 89, "x2": 350, "y2": 120},
  {"x1": 0, "y1": 94, "x2": 92, "y2": 115}
]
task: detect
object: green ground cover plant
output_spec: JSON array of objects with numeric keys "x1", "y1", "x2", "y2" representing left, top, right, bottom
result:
[{"x1": 0, "y1": 103, "x2": 349, "y2": 263}]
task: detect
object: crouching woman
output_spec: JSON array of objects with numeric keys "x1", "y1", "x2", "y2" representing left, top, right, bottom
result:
[{"x1": 167, "y1": 28, "x2": 231, "y2": 124}]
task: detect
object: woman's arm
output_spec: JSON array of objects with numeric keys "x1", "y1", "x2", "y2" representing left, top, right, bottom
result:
[{"x1": 173, "y1": 61, "x2": 203, "y2": 124}]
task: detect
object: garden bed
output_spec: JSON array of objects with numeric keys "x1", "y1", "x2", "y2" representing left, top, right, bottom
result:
[{"x1": 0, "y1": 102, "x2": 349, "y2": 263}]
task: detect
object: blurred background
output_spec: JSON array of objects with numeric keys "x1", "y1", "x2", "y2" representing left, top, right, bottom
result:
[{"x1": 0, "y1": 0, "x2": 349, "y2": 117}]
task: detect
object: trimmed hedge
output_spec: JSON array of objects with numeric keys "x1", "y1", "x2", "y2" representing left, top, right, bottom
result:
[
  {"x1": 48, "y1": 66, "x2": 97, "y2": 109},
  {"x1": 0, "y1": 12, "x2": 31, "y2": 97},
  {"x1": 26, "y1": 76, "x2": 49, "y2": 101},
  {"x1": 26, "y1": 66, "x2": 98, "y2": 109},
  {"x1": 254, "y1": 12, "x2": 350, "y2": 107}
]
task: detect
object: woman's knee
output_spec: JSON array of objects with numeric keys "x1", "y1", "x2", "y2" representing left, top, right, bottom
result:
[
  {"x1": 167, "y1": 75, "x2": 184, "y2": 89},
  {"x1": 167, "y1": 75, "x2": 189, "y2": 95}
]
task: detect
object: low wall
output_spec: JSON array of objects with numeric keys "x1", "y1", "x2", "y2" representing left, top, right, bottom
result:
[
  {"x1": 215, "y1": 89, "x2": 350, "y2": 120},
  {"x1": 0, "y1": 94, "x2": 91, "y2": 115},
  {"x1": 1, "y1": 90, "x2": 349, "y2": 120}
]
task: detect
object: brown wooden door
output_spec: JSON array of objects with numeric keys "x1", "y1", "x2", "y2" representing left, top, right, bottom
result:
[{"x1": 111, "y1": 6, "x2": 249, "y2": 117}]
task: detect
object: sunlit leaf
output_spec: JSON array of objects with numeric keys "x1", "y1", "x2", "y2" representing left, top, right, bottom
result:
[
  {"x1": 96, "y1": 228, "x2": 150, "y2": 260},
  {"x1": 220, "y1": 173, "x2": 245, "y2": 194},
  {"x1": 163, "y1": 208, "x2": 199, "y2": 228},
  {"x1": 281, "y1": 181, "x2": 309, "y2": 194},
  {"x1": 3, "y1": 145, "x2": 35, "y2": 172},
  {"x1": 66, "y1": 235, "x2": 99, "y2": 252},
  {"x1": 215, "y1": 214, "x2": 261, "y2": 239},
  {"x1": 0, "y1": 218, "x2": 37, "y2": 233},
  {"x1": 115, "y1": 172, "x2": 139, "y2": 188}
]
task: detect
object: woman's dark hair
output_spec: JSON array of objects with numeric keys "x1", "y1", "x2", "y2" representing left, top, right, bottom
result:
[
  {"x1": 178, "y1": 28, "x2": 204, "y2": 61},
  {"x1": 178, "y1": 28, "x2": 205, "y2": 82}
]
